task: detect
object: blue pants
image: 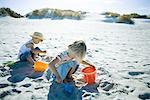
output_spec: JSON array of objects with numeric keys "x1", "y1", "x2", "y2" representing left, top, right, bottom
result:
[{"x1": 19, "y1": 47, "x2": 40, "y2": 61}]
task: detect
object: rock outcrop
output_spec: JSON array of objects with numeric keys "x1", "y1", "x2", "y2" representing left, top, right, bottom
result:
[
  {"x1": 25, "y1": 8, "x2": 86, "y2": 20},
  {"x1": 0, "y1": 8, "x2": 23, "y2": 18},
  {"x1": 116, "y1": 15, "x2": 134, "y2": 24}
]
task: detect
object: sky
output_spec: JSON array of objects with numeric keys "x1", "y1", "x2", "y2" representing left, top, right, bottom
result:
[{"x1": 0, "y1": 0, "x2": 150, "y2": 15}]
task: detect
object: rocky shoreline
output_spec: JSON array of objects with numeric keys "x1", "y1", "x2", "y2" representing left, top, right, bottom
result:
[
  {"x1": 0, "y1": 8, "x2": 23, "y2": 18},
  {"x1": 0, "y1": 7, "x2": 150, "y2": 24}
]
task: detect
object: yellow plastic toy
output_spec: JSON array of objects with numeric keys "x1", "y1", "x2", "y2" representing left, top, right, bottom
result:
[{"x1": 34, "y1": 61, "x2": 48, "y2": 72}]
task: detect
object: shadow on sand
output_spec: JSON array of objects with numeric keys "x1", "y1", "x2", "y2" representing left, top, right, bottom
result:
[
  {"x1": 48, "y1": 82, "x2": 83, "y2": 100},
  {"x1": 48, "y1": 81, "x2": 100, "y2": 100},
  {"x1": 7, "y1": 61, "x2": 43, "y2": 83}
]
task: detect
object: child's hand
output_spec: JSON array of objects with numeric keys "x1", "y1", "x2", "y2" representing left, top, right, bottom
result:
[{"x1": 42, "y1": 50, "x2": 47, "y2": 54}]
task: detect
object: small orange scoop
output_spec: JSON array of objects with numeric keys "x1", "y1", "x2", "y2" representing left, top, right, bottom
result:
[
  {"x1": 34, "y1": 61, "x2": 48, "y2": 72},
  {"x1": 82, "y1": 66, "x2": 96, "y2": 84}
]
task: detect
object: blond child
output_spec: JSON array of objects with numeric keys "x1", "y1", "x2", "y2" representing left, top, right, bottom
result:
[
  {"x1": 44, "y1": 40, "x2": 94, "y2": 83},
  {"x1": 18, "y1": 32, "x2": 46, "y2": 65}
]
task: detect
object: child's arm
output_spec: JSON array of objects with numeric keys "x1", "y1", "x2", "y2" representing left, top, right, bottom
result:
[
  {"x1": 48, "y1": 57, "x2": 62, "y2": 83},
  {"x1": 81, "y1": 60, "x2": 95, "y2": 68},
  {"x1": 26, "y1": 43, "x2": 46, "y2": 54},
  {"x1": 32, "y1": 49, "x2": 46, "y2": 54}
]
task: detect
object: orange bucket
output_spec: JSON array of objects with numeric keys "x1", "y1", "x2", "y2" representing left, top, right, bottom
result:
[
  {"x1": 82, "y1": 66, "x2": 96, "y2": 84},
  {"x1": 34, "y1": 61, "x2": 48, "y2": 72}
]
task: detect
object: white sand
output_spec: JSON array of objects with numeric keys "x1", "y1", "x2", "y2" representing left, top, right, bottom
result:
[{"x1": 0, "y1": 14, "x2": 150, "y2": 100}]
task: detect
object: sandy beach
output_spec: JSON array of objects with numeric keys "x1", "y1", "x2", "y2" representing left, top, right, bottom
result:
[{"x1": 0, "y1": 13, "x2": 150, "y2": 100}]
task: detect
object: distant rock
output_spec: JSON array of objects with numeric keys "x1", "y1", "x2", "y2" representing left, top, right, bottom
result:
[
  {"x1": 25, "y1": 8, "x2": 86, "y2": 20},
  {"x1": 0, "y1": 8, "x2": 23, "y2": 18},
  {"x1": 102, "y1": 12, "x2": 134, "y2": 24},
  {"x1": 125, "y1": 13, "x2": 150, "y2": 19},
  {"x1": 102, "y1": 12, "x2": 120, "y2": 18},
  {"x1": 102, "y1": 12, "x2": 150, "y2": 24},
  {"x1": 116, "y1": 15, "x2": 134, "y2": 24},
  {"x1": 103, "y1": 12, "x2": 150, "y2": 19}
]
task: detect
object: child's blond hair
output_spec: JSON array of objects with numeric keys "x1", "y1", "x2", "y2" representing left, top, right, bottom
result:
[{"x1": 68, "y1": 40, "x2": 86, "y2": 62}]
